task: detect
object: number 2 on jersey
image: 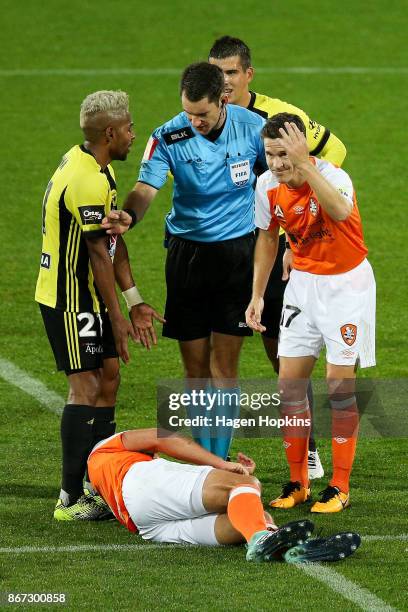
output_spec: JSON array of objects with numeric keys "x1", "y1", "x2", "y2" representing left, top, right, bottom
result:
[{"x1": 77, "y1": 312, "x2": 103, "y2": 337}]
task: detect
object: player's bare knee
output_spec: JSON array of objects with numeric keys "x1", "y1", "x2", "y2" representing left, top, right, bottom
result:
[
  {"x1": 326, "y1": 377, "x2": 355, "y2": 398},
  {"x1": 218, "y1": 473, "x2": 260, "y2": 500},
  {"x1": 249, "y1": 475, "x2": 261, "y2": 491},
  {"x1": 202, "y1": 470, "x2": 259, "y2": 512},
  {"x1": 68, "y1": 369, "x2": 101, "y2": 405},
  {"x1": 102, "y1": 369, "x2": 121, "y2": 396},
  {"x1": 181, "y1": 354, "x2": 211, "y2": 379},
  {"x1": 239, "y1": 474, "x2": 261, "y2": 491},
  {"x1": 278, "y1": 377, "x2": 308, "y2": 411},
  {"x1": 210, "y1": 363, "x2": 238, "y2": 380},
  {"x1": 184, "y1": 364, "x2": 211, "y2": 379},
  {"x1": 114, "y1": 370, "x2": 121, "y2": 392}
]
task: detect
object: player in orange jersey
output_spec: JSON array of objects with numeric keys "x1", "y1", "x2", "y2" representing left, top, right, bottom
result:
[
  {"x1": 246, "y1": 113, "x2": 376, "y2": 513},
  {"x1": 87, "y1": 428, "x2": 361, "y2": 562},
  {"x1": 208, "y1": 35, "x2": 347, "y2": 480}
]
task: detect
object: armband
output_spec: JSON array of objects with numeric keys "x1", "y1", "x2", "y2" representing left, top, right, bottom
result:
[
  {"x1": 285, "y1": 241, "x2": 291, "y2": 250},
  {"x1": 122, "y1": 286, "x2": 144, "y2": 310},
  {"x1": 123, "y1": 208, "x2": 137, "y2": 229}
]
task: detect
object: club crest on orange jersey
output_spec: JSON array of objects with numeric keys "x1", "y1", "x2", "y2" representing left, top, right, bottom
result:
[
  {"x1": 340, "y1": 324, "x2": 357, "y2": 346},
  {"x1": 309, "y1": 198, "x2": 318, "y2": 216}
]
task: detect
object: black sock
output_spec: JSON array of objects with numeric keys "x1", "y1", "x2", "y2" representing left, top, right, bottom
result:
[
  {"x1": 60, "y1": 404, "x2": 96, "y2": 504},
  {"x1": 83, "y1": 407, "x2": 116, "y2": 493},
  {"x1": 307, "y1": 381, "x2": 317, "y2": 452},
  {"x1": 92, "y1": 406, "x2": 116, "y2": 447}
]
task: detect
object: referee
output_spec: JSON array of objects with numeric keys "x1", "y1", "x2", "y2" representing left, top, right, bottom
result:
[{"x1": 102, "y1": 63, "x2": 268, "y2": 459}]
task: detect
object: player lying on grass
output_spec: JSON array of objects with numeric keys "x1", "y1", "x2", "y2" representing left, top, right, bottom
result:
[{"x1": 87, "y1": 428, "x2": 361, "y2": 563}]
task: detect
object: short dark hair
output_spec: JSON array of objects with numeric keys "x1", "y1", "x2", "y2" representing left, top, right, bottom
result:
[
  {"x1": 261, "y1": 113, "x2": 306, "y2": 139},
  {"x1": 208, "y1": 36, "x2": 252, "y2": 71},
  {"x1": 180, "y1": 62, "x2": 224, "y2": 104}
]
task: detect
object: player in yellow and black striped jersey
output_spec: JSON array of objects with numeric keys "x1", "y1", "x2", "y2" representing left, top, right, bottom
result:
[
  {"x1": 209, "y1": 37, "x2": 344, "y2": 479},
  {"x1": 35, "y1": 143, "x2": 118, "y2": 314},
  {"x1": 209, "y1": 38, "x2": 346, "y2": 168},
  {"x1": 34, "y1": 90, "x2": 163, "y2": 521},
  {"x1": 246, "y1": 92, "x2": 345, "y2": 163}
]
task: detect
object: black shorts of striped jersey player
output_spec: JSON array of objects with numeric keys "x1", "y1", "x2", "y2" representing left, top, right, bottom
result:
[{"x1": 39, "y1": 305, "x2": 117, "y2": 375}]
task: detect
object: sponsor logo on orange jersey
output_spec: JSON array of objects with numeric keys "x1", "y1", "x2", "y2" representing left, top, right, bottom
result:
[
  {"x1": 309, "y1": 198, "x2": 318, "y2": 216},
  {"x1": 340, "y1": 324, "x2": 357, "y2": 346}
]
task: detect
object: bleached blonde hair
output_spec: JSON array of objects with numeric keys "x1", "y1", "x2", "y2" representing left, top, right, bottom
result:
[{"x1": 80, "y1": 90, "x2": 129, "y2": 128}]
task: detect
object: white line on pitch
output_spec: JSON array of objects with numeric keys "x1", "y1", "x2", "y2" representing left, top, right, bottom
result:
[
  {"x1": 364, "y1": 534, "x2": 408, "y2": 542},
  {"x1": 1, "y1": 534, "x2": 406, "y2": 554},
  {"x1": 0, "y1": 354, "x2": 404, "y2": 609},
  {"x1": 0, "y1": 67, "x2": 408, "y2": 77},
  {"x1": 0, "y1": 543, "x2": 190, "y2": 554},
  {"x1": 0, "y1": 357, "x2": 63, "y2": 415},
  {"x1": 297, "y1": 563, "x2": 396, "y2": 611},
  {"x1": 0, "y1": 543, "x2": 398, "y2": 610}
]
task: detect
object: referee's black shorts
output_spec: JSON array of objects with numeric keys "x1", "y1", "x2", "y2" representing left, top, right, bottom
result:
[
  {"x1": 163, "y1": 233, "x2": 255, "y2": 341},
  {"x1": 261, "y1": 233, "x2": 288, "y2": 339}
]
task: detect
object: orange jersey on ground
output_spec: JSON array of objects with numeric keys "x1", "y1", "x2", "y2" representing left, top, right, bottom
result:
[
  {"x1": 87, "y1": 432, "x2": 153, "y2": 532},
  {"x1": 255, "y1": 158, "x2": 368, "y2": 274}
]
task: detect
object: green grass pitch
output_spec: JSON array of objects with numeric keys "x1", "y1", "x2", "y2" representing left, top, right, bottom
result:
[{"x1": 1, "y1": 0, "x2": 407, "y2": 609}]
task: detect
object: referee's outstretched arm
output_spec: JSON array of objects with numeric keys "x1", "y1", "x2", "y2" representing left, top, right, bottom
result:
[{"x1": 102, "y1": 182, "x2": 158, "y2": 234}]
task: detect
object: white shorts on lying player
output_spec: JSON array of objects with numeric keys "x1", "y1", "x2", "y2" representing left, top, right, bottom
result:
[
  {"x1": 278, "y1": 258, "x2": 376, "y2": 367},
  {"x1": 122, "y1": 459, "x2": 218, "y2": 545}
]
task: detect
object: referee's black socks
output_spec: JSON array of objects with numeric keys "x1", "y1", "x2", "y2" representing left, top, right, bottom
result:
[{"x1": 60, "y1": 404, "x2": 96, "y2": 505}]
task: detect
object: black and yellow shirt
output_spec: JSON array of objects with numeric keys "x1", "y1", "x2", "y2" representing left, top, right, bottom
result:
[
  {"x1": 247, "y1": 91, "x2": 347, "y2": 238},
  {"x1": 35, "y1": 145, "x2": 117, "y2": 313},
  {"x1": 247, "y1": 91, "x2": 346, "y2": 166}
]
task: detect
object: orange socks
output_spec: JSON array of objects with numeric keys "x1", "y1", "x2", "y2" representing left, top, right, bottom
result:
[
  {"x1": 330, "y1": 397, "x2": 359, "y2": 494},
  {"x1": 227, "y1": 485, "x2": 266, "y2": 542},
  {"x1": 284, "y1": 436, "x2": 310, "y2": 486},
  {"x1": 281, "y1": 398, "x2": 311, "y2": 487}
]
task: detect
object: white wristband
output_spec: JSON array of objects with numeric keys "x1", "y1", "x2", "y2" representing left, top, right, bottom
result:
[{"x1": 122, "y1": 286, "x2": 144, "y2": 310}]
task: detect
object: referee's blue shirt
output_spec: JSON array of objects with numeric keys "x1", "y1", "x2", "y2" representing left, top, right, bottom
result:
[{"x1": 138, "y1": 104, "x2": 267, "y2": 242}]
